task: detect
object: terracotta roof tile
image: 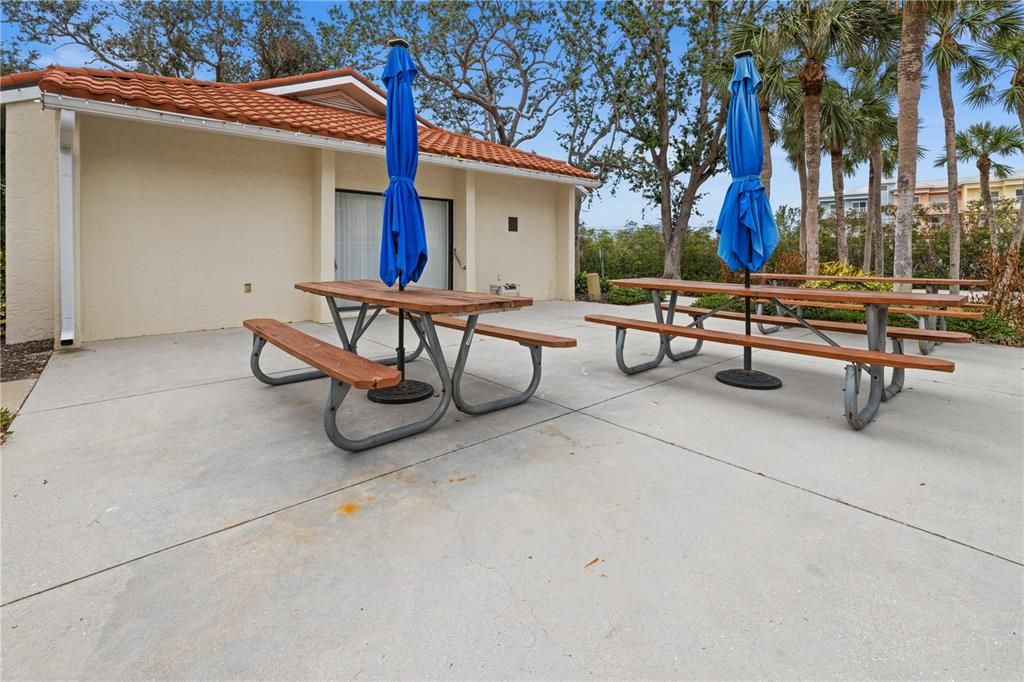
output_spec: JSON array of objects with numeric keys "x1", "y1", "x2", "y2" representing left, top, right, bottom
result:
[{"x1": 12, "y1": 66, "x2": 593, "y2": 181}]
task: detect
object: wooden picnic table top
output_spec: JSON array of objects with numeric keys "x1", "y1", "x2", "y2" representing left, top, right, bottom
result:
[
  {"x1": 749, "y1": 273, "x2": 986, "y2": 286},
  {"x1": 295, "y1": 279, "x2": 533, "y2": 314},
  {"x1": 610, "y1": 277, "x2": 967, "y2": 307}
]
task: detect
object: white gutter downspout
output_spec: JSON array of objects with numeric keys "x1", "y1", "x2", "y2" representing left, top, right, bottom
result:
[{"x1": 57, "y1": 109, "x2": 76, "y2": 346}]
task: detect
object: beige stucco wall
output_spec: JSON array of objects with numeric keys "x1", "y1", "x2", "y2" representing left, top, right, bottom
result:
[
  {"x1": 473, "y1": 173, "x2": 574, "y2": 300},
  {"x1": 77, "y1": 115, "x2": 315, "y2": 340},
  {"x1": 4, "y1": 105, "x2": 577, "y2": 343},
  {"x1": 4, "y1": 101, "x2": 58, "y2": 343}
]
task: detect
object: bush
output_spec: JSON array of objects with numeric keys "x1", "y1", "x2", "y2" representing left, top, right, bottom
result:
[
  {"x1": 691, "y1": 292, "x2": 1021, "y2": 345},
  {"x1": 800, "y1": 261, "x2": 892, "y2": 291},
  {"x1": 605, "y1": 285, "x2": 651, "y2": 305}
]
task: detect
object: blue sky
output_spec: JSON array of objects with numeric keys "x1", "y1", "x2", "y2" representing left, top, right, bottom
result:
[{"x1": 9, "y1": 0, "x2": 1022, "y2": 231}]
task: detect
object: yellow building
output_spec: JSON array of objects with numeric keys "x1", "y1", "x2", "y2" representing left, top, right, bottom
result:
[
  {"x1": 888, "y1": 172, "x2": 1024, "y2": 215},
  {"x1": 961, "y1": 172, "x2": 1024, "y2": 207}
]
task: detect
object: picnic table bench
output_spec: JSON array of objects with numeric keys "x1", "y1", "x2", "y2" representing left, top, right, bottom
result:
[
  {"x1": 586, "y1": 278, "x2": 966, "y2": 430},
  {"x1": 244, "y1": 280, "x2": 575, "y2": 451}
]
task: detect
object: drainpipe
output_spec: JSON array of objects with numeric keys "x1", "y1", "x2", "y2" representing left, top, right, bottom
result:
[{"x1": 58, "y1": 109, "x2": 76, "y2": 346}]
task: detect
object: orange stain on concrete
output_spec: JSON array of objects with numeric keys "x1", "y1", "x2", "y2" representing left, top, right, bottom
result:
[
  {"x1": 449, "y1": 474, "x2": 476, "y2": 483},
  {"x1": 335, "y1": 502, "x2": 360, "y2": 516}
]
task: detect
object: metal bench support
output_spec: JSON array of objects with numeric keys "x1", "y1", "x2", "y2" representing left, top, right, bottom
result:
[
  {"x1": 322, "y1": 313, "x2": 453, "y2": 452},
  {"x1": 448, "y1": 315, "x2": 545, "y2": 415}
]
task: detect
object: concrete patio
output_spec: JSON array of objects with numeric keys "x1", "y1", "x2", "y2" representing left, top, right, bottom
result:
[{"x1": 2, "y1": 300, "x2": 1021, "y2": 679}]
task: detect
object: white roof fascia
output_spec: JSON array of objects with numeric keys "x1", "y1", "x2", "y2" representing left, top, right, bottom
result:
[
  {"x1": 1, "y1": 85, "x2": 42, "y2": 104},
  {"x1": 256, "y1": 75, "x2": 386, "y2": 104},
  {"x1": 41, "y1": 93, "x2": 601, "y2": 188}
]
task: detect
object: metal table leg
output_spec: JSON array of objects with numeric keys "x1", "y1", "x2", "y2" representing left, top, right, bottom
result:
[
  {"x1": 449, "y1": 315, "x2": 544, "y2": 415},
  {"x1": 326, "y1": 298, "x2": 424, "y2": 364},
  {"x1": 917, "y1": 285, "x2": 940, "y2": 356},
  {"x1": 613, "y1": 289, "x2": 668, "y2": 375},
  {"x1": 322, "y1": 312, "x2": 453, "y2": 451},
  {"x1": 662, "y1": 290, "x2": 703, "y2": 361},
  {"x1": 844, "y1": 303, "x2": 903, "y2": 429}
]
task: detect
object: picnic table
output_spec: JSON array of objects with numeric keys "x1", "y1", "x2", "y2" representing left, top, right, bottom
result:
[
  {"x1": 584, "y1": 277, "x2": 968, "y2": 430},
  {"x1": 243, "y1": 279, "x2": 575, "y2": 451},
  {"x1": 747, "y1": 272, "x2": 987, "y2": 353}
]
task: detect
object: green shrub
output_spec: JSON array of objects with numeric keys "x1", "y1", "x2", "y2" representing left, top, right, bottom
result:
[
  {"x1": 691, "y1": 293, "x2": 1021, "y2": 345},
  {"x1": 0, "y1": 406, "x2": 12, "y2": 443},
  {"x1": 948, "y1": 312, "x2": 1023, "y2": 346},
  {"x1": 606, "y1": 286, "x2": 651, "y2": 305},
  {"x1": 800, "y1": 261, "x2": 892, "y2": 292},
  {"x1": 575, "y1": 272, "x2": 588, "y2": 296}
]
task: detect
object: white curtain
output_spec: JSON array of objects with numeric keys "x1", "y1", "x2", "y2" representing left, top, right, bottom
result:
[{"x1": 335, "y1": 192, "x2": 450, "y2": 295}]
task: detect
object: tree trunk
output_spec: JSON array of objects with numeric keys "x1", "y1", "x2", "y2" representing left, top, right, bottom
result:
[
  {"x1": 659, "y1": 171, "x2": 679, "y2": 278},
  {"x1": 760, "y1": 106, "x2": 772, "y2": 199},
  {"x1": 801, "y1": 72, "x2": 824, "y2": 275},
  {"x1": 892, "y1": 0, "x2": 929, "y2": 288},
  {"x1": 871, "y1": 142, "x2": 885, "y2": 275},
  {"x1": 938, "y1": 65, "x2": 961, "y2": 294},
  {"x1": 1010, "y1": 102, "x2": 1024, "y2": 255},
  {"x1": 979, "y1": 161, "x2": 997, "y2": 254},
  {"x1": 863, "y1": 147, "x2": 876, "y2": 272},
  {"x1": 1008, "y1": 199, "x2": 1024, "y2": 255},
  {"x1": 797, "y1": 149, "x2": 808, "y2": 260},
  {"x1": 831, "y1": 149, "x2": 847, "y2": 264}
]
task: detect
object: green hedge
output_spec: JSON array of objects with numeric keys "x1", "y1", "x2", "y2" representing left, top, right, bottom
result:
[{"x1": 691, "y1": 293, "x2": 1022, "y2": 345}]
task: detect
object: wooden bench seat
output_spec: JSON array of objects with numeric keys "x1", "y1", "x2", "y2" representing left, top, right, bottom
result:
[
  {"x1": 754, "y1": 298, "x2": 983, "y2": 319},
  {"x1": 387, "y1": 309, "x2": 577, "y2": 348},
  {"x1": 244, "y1": 318, "x2": 400, "y2": 389},
  {"x1": 584, "y1": 314, "x2": 954, "y2": 372},
  {"x1": 662, "y1": 304, "x2": 973, "y2": 344}
]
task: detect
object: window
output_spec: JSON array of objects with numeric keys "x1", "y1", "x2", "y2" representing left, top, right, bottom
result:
[
  {"x1": 913, "y1": 196, "x2": 920, "y2": 205},
  {"x1": 1016, "y1": 188, "x2": 1023, "y2": 203},
  {"x1": 851, "y1": 200, "x2": 867, "y2": 212},
  {"x1": 989, "y1": 191, "x2": 1000, "y2": 201},
  {"x1": 334, "y1": 190, "x2": 452, "y2": 307}
]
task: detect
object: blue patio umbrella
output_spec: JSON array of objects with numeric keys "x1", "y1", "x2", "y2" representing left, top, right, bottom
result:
[
  {"x1": 379, "y1": 39, "x2": 428, "y2": 288},
  {"x1": 714, "y1": 50, "x2": 782, "y2": 390},
  {"x1": 369, "y1": 38, "x2": 433, "y2": 404}
]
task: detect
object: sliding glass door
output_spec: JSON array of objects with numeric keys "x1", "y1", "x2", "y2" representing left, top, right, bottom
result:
[{"x1": 335, "y1": 190, "x2": 451, "y2": 306}]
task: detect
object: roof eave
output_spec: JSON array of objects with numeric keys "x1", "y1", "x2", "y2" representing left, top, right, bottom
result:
[{"x1": 40, "y1": 92, "x2": 601, "y2": 188}]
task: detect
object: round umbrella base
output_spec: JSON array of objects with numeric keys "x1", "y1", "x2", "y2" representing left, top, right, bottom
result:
[
  {"x1": 714, "y1": 368, "x2": 782, "y2": 390},
  {"x1": 367, "y1": 379, "x2": 435, "y2": 404}
]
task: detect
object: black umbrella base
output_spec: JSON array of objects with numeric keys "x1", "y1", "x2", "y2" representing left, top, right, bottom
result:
[
  {"x1": 715, "y1": 368, "x2": 783, "y2": 390},
  {"x1": 367, "y1": 379, "x2": 435, "y2": 404}
]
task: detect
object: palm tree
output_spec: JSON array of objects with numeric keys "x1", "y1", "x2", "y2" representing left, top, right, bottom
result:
[
  {"x1": 731, "y1": 20, "x2": 799, "y2": 199},
  {"x1": 820, "y1": 80, "x2": 860, "y2": 264},
  {"x1": 775, "y1": 0, "x2": 896, "y2": 275},
  {"x1": 893, "y1": 0, "x2": 930, "y2": 286},
  {"x1": 847, "y1": 56, "x2": 898, "y2": 274},
  {"x1": 937, "y1": 122, "x2": 1024, "y2": 254},
  {"x1": 780, "y1": 92, "x2": 808, "y2": 259},
  {"x1": 927, "y1": 0, "x2": 1023, "y2": 288},
  {"x1": 968, "y1": 28, "x2": 1024, "y2": 253}
]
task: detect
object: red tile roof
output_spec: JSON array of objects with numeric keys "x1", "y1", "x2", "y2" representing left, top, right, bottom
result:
[{"x1": 2, "y1": 66, "x2": 594, "y2": 181}]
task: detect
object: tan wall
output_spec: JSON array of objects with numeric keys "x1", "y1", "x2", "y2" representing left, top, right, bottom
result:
[
  {"x1": 474, "y1": 173, "x2": 569, "y2": 300},
  {"x1": 5, "y1": 106, "x2": 576, "y2": 342},
  {"x1": 77, "y1": 115, "x2": 315, "y2": 340},
  {"x1": 4, "y1": 102, "x2": 58, "y2": 343}
]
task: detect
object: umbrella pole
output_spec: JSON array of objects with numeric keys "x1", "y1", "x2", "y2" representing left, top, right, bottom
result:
[
  {"x1": 714, "y1": 266, "x2": 782, "y2": 390},
  {"x1": 397, "y1": 281, "x2": 405, "y2": 380},
  {"x1": 367, "y1": 270, "x2": 435, "y2": 405},
  {"x1": 744, "y1": 267, "x2": 752, "y2": 371}
]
